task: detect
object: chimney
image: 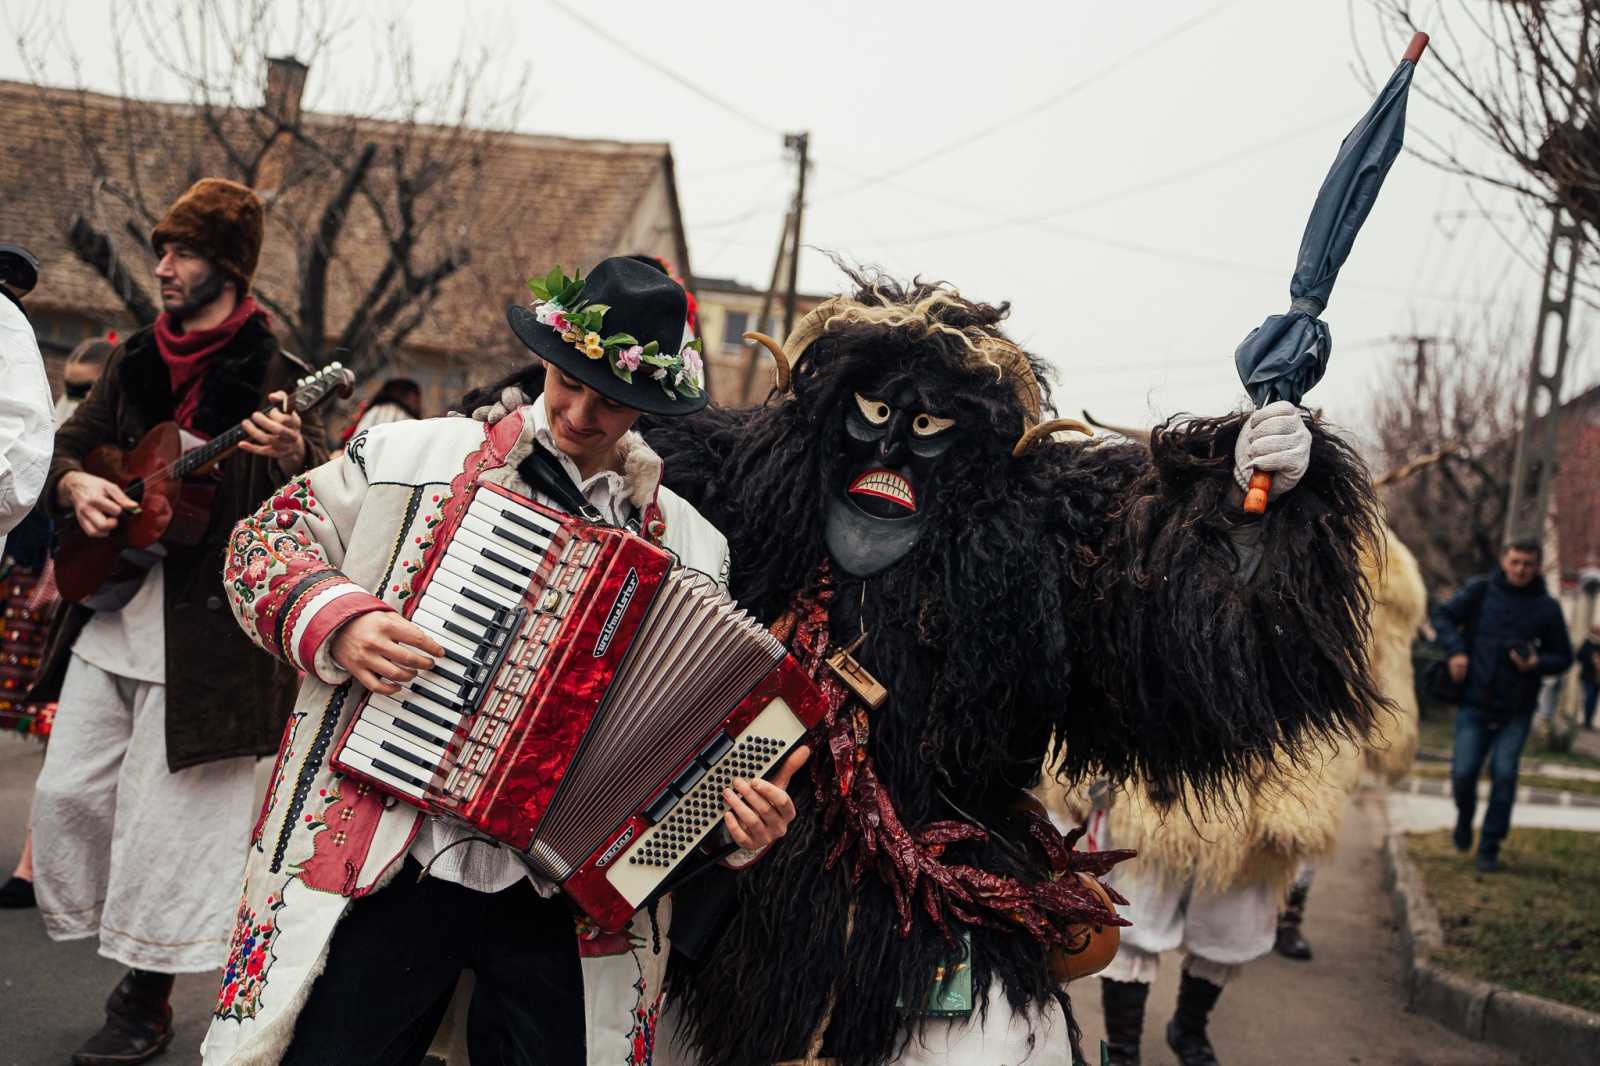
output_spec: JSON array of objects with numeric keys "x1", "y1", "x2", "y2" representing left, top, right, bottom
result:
[{"x1": 256, "y1": 56, "x2": 309, "y2": 194}]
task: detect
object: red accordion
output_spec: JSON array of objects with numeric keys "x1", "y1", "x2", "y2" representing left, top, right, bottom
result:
[{"x1": 330, "y1": 480, "x2": 825, "y2": 930}]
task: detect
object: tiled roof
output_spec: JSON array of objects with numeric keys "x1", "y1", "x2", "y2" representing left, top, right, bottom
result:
[{"x1": 0, "y1": 78, "x2": 680, "y2": 362}]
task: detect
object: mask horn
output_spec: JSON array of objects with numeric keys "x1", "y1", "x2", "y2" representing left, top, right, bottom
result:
[
  {"x1": 743, "y1": 331, "x2": 792, "y2": 394},
  {"x1": 1012, "y1": 417, "x2": 1092, "y2": 458}
]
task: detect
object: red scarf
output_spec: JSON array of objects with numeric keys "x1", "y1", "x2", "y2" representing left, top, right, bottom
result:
[{"x1": 153, "y1": 296, "x2": 266, "y2": 428}]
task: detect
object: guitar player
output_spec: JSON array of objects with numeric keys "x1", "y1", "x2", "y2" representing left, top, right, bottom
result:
[{"x1": 28, "y1": 178, "x2": 327, "y2": 1066}]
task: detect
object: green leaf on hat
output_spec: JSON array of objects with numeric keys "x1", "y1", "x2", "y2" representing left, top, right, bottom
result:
[{"x1": 603, "y1": 333, "x2": 638, "y2": 347}]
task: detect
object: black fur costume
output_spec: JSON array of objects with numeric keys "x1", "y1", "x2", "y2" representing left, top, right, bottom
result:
[{"x1": 467, "y1": 272, "x2": 1383, "y2": 1064}]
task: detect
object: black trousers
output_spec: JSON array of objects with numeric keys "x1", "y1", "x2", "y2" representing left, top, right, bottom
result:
[{"x1": 282, "y1": 859, "x2": 585, "y2": 1066}]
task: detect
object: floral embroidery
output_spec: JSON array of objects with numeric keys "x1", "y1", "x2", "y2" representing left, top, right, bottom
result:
[
  {"x1": 214, "y1": 892, "x2": 284, "y2": 1020},
  {"x1": 345, "y1": 429, "x2": 369, "y2": 476}
]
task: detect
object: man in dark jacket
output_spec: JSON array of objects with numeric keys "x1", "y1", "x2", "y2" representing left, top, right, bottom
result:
[
  {"x1": 1435, "y1": 541, "x2": 1573, "y2": 872},
  {"x1": 28, "y1": 178, "x2": 325, "y2": 1065}
]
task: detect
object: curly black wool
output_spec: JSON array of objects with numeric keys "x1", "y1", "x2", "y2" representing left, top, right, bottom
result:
[{"x1": 636, "y1": 271, "x2": 1383, "y2": 1065}]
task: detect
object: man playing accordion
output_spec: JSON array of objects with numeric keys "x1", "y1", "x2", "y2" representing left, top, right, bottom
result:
[{"x1": 202, "y1": 257, "x2": 804, "y2": 1066}]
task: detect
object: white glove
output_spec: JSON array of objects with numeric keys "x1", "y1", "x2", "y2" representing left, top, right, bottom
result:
[
  {"x1": 1233, "y1": 400, "x2": 1311, "y2": 500},
  {"x1": 470, "y1": 386, "x2": 530, "y2": 425}
]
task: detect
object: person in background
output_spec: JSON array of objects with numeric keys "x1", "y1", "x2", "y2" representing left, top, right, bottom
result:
[
  {"x1": 0, "y1": 334, "x2": 116, "y2": 910},
  {"x1": 0, "y1": 242, "x2": 56, "y2": 556},
  {"x1": 1434, "y1": 541, "x2": 1573, "y2": 873},
  {"x1": 1579, "y1": 624, "x2": 1599, "y2": 731},
  {"x1": 343, "y1": 376, "x2": 423, "y2": 440},
  {"x1": 28, "y1": 178, "x2": 324, "y2": 1065}
]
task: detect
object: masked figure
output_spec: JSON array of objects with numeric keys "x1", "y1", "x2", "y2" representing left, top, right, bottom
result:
[{"x1": 481, "y1": 270, "x2": 1383, "y2": 1066}]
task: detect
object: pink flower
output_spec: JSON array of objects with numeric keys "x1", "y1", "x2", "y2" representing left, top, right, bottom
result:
[
  {"x1": 618, "y1": 345, "x2": 643, "y2": 372},
  {"x1": 548, "y1": 311, "x2": 570, "y2": 334},
  {"x1": 682, "y1": 347, "x2": 704, "y2": 386}
]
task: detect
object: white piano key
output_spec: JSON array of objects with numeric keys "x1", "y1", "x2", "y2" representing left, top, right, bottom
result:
[
  {"x1": 417, "y1": 582, "x2": 513, "y2": 630},
  {"x1": 424, "y1": 566, "x2": 523, "y2": 613},
  {"x1": 436, "y1": 549, "x2": 528, "y2": 597},
  {"x1": 469, "y1": 492, "x2": 562, "y2": 536},
  {"x1": 369, "y1": 691, "x2": 464, "y2": 734},
  {"x1": 338, "y1": 739, "x2": 430, "y2": 798},
  {"x1": 409, "y1": 604, "x2": 495, "y2": 659},
  {"x1": 364, "y1": 703, "x2": 454, "y2": 750},
  {"x1": 449, "y1": 526, "x2": 541, "y2": 577},
  {"x1": 461, "y1": 511, "x2": 551, "y2": 561},
  {"x1": 353, "y1": 718, "x2": 446, "y2": 771}
]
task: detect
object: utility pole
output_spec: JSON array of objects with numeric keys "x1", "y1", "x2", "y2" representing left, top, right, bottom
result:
[
  {"x1": 1393, "y1": 334, "x2": 1443, "y2": 506},
  {"x1": 781, "y1": 131, "x2": 810, "y2": 340},
  {"x1": 1504, "y1": 206, "x2": 1582, "y2": 547},
  {"x1": 736, "y1": 209, "x2": 793, "y2": 404},
  {"x1": 736, "y1": 130, "x2": 809, "y2": 404}
]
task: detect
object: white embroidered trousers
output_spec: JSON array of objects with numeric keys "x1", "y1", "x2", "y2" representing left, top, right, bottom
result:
[{"x1": 30, "y1": 654, "x2": 257, "y2": 972}]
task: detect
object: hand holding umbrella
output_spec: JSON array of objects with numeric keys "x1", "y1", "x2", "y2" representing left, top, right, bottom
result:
[{"x1": 1235, "y1": 31, "x2": 1429, "y2": 513}]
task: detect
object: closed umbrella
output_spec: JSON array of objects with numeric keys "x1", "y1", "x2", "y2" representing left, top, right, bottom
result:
[{"x1": 1236, "y1": 31, "x2": 1429, "y2": 512}]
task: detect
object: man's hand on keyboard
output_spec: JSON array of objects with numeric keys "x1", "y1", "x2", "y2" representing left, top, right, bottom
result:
[{"x1": 332, "y1": 612, "x2": 446, "y2": 695}]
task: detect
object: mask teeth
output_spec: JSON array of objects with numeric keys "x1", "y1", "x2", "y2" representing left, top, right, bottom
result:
[{"x1": 849, "y1": 469, "x2": 916, "y2": 510}]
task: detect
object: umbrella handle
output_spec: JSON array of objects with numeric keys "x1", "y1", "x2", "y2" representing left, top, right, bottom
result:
[
  {"x1": 1243, "y1": 471, "x2": 1272, "y2": 515},
  {"x1": 1403, "y1": 32, "x2": 1429, "y2": 64}
]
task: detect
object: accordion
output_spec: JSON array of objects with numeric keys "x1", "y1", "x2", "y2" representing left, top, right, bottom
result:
[{"x1": 330, "y1": 479, "x2": 826, "y2": 930}]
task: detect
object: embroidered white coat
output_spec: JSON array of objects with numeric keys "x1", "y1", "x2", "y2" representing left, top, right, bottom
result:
[{"x1": 201, "y1": 408, "x2": 729, "y2": 1066}]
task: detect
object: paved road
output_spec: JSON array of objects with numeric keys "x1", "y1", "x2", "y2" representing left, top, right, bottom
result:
[
  {"x1": 3, "y1": 733, "x2": 1529, "y2": 1065},
  {"x1": 1070, "y1": 789, "x2": 1521, "y2": 1066},
  {"x1": 0, "y1": 737, "x2": 216, "y2": 1065}
]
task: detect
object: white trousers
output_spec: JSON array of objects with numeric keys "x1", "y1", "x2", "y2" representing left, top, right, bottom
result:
[
  {"x1": 1099, "y1": 872, "x2": 1277, "y2": 986},
  {"x1": 30, "y1": 654, "x2": 257, "y2": 972},
  {"x1": 652, "y1": 985, "x2": 1073, "y2": 1066}
]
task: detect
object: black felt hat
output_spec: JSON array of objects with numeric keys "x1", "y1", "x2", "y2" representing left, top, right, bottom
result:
[{"x1": 506, "y1": 257, "x2": 707, "y2": 416}]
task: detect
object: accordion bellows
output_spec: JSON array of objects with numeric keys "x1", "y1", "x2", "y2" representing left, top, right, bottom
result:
[{"x1": 331, "y1": 480, "x2": 825, "y2": 930}]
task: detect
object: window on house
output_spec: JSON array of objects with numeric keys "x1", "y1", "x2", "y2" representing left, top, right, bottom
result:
[{"x1": 721, "y1": 310, "x2": 750, "y2": 352}]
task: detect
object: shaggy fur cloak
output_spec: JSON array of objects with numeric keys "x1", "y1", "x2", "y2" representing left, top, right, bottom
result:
[{"x1": 631, "y1": 271, "x2": 1384, "y2": 1066}]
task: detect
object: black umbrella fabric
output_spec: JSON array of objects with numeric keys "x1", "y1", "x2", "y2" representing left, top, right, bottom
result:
[{"x1": 1235, "y1": 32, "x2": 1428, "y2": 511}]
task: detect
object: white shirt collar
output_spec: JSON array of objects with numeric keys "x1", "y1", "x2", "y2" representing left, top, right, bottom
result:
[{"x1": 529, "y1": 393, "x2": 630, "y2": 523}]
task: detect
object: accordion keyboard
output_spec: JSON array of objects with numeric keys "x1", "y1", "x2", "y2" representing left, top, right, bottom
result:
[{"x1": 337, "y1": 488, "x2": 575, "y2": 800}]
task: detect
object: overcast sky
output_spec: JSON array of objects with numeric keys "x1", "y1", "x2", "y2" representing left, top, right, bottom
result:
[{"x1": 3, "y1": 0, "x2": 1588, "y2": 445}]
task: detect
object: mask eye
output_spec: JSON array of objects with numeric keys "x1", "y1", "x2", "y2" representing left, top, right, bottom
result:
[
  {"x1": 854, "y1": 392, "x2": 891, "y2": 425},
  {"x1": 912, "y1": 412, "x2": 955, "y2": 437}
]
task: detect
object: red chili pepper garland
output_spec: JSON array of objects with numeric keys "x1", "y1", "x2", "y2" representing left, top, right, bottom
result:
[{"x1": 779, "y1": 565, "x2": 1134, "y2": 951}]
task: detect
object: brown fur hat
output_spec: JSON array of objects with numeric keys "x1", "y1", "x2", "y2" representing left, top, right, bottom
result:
[{"x1": 151, "y1": 178, "x2": 264, "y2": 292}]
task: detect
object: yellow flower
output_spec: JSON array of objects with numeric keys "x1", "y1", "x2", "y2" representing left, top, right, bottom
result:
[
  {"x1": 583, "y1": 332, "x2": 605, "y2": 359},
  {"x1": 561, "y1": 328, "x2": 580, "y2": 343}
]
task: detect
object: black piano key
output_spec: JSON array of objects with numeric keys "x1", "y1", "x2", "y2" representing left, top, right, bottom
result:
[
  {"x1": 480, "y1": 547, "x2": 532, "y2": 576},
  {"x1": 399, "y1": 700, "x2": 456, "y2": 730},
  {"x1": 449, "y1": 602, "x2": 503, "y2": 631},
  {"x1": 443, "y1": 619, "x2": 491, "y2": 645},
  {"x1": 495, "y1": 506, "x2": 552, "y2": 537},
  {"x1": 470, "y1": 564, "x2": 522, "y2": 595},
  {"x1": 380, "y1": 740, "x2": 438, "y2": 772},
  {"x1": 460, "y1": 584, "x2": 510, "y2": 613},
  {"x1": 438, "y1": 645, "x2": 486, "y2": 670},
  {"x1": 372, "y1": 756, "x2": 432, "y2": 791},
  {"x1": 390, "y1": 715, "x2": 450, "y2": 748},
  {"x1": 428, "y1": 662, "x2": 473, "y2": 689},
  {"x1": 488, "y1": 523, "x2": 545, "y2": 555},
  {"x1": 409, "y1": 683, "x2": 466, "y2": 715}
]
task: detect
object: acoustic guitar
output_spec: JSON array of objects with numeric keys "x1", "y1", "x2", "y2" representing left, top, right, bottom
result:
[{"x1": 56, "y1": 362, "x2": 355, "y2": 609}]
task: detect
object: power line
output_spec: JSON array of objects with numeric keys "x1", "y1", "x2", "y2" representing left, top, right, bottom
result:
[
  {"x1": 812, "y1": 0, "x2": 1240, "y2": 204},
  {"x1": 543, "y1": 0, "x2": 781, "y2": 136}
]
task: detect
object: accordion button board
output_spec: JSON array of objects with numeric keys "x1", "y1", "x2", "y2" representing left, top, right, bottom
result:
[{"x1": 331, "y1": 478, "x2": 828, "y2": 931}]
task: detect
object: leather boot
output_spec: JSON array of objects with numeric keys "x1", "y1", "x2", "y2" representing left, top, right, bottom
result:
[
  {"x1": 1165, "y1": 972, "x2": 1222, "y2": 1066},
  {"x1": 72, "y1": 970, "x2": 175, "y2": 1065},
  {"x1": 1273, "y1": 881, "x2": 1312, "y2": 961},
  {"x1": 1100, "y1": 977, "x2": 1149, "y2": 1066}
]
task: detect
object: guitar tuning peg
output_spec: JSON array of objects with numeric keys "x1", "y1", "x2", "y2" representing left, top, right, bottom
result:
[{"x1": 331, "y1": 361, "x2": 343, "y2": 370}]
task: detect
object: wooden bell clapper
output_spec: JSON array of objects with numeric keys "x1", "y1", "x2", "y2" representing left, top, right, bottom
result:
[{"x1": 826, "y1": 632, "x2": 887, "y2": 710}]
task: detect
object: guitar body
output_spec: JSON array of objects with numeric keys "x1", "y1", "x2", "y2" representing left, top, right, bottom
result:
[
  {"x1": 54, "y1": 362, "x2": 355, "y2": 609},
  {"x1": 57, "y1": 422, "x2": 189, "y2": 608}
]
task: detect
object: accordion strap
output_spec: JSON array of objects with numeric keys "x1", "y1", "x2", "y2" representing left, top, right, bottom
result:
[{"x1": 519, "y1": 445, "x2": 606, "y2": 525}]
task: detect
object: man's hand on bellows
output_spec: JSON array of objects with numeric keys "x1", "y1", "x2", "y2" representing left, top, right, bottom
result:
[
  {"x1": 331, "y1": 612, "x2": 446, "y2": 695},
  {"x1": 1233, "y1": 400, "x2": 1312, "y2": 500},
  {"x1": 723, "y1": 745, "x2": 811, "y2": 852}
]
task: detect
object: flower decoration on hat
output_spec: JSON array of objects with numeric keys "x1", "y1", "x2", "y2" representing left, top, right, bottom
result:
[{"x1": 527, "y1": 266, "x2": 703, "y2": 399}]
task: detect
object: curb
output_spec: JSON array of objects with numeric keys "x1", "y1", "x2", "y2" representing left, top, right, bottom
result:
[{"x1": 1382, "y1": 831, "x2": 1600, "y2": 1065}]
